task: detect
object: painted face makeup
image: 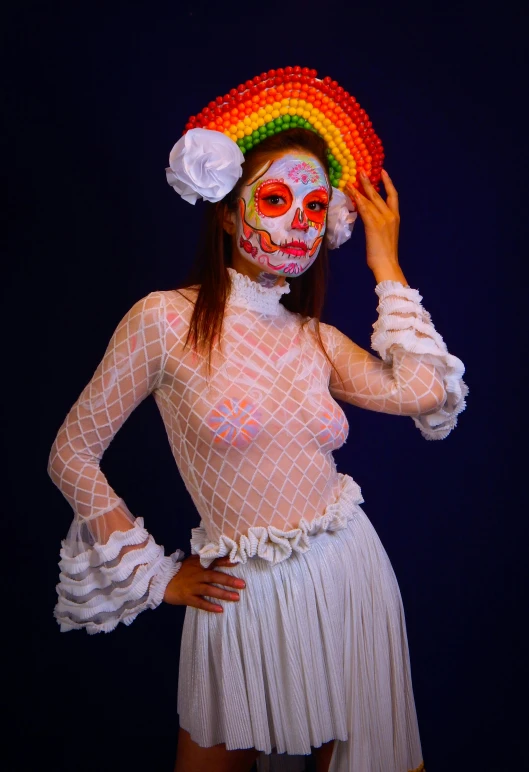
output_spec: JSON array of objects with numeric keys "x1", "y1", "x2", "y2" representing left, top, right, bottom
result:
[{"x1": 235, "y1": 152, "x2": 330, "y2": 277}]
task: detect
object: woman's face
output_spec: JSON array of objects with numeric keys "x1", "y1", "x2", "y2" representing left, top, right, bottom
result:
[{"x1": 233, "y1": 151, "x2": 330, "y2": 277}]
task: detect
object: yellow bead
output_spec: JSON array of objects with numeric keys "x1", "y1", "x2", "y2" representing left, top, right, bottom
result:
[
  {"x1": 271, "y1": 109, "x2": 280, "y2": 118},
  {"x1": 264, "y1": 113, "x2": 272, "y2": 122},
  {"x1": 288, "y1": 107, "x2": 296, "y2": 115},
  {"x1": 273, "y1": 101, "x2": 281, "y2": 110},
  {"x1": 257, "y1": 107, "x2": 266, "y2": 117},
  {"x1": 290, "y1": 99, "x2": 298, "y2": 107},
  {"x1": 338, "y1": 180, "x2": 345, "y2": 189},
  {"x1": 342, "y1": 165, "x2": 349, "y2": 173},
  {"x1": 244, "y1": 127, "x2": 252, "y2": 136},
  {"x1": 323, "y1": 118, "x2": 331, "y2": 127},
  {"x1": 237, "y1": 130, "x2": 245, "y2": 139},
  {"x1": 243, "y1": 116, "x2": 251, "y2": 126},
  {"x1": 281, "y1": 98, "x2": 289, "y2": 106},
  {"x1": 251, "y1": 121, "x2": 258, "y2": 130}
]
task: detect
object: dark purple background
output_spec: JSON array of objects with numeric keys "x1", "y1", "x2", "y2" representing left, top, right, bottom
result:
[{"x1": 4, "y1": 2, "x2": 526, "y2": 770}]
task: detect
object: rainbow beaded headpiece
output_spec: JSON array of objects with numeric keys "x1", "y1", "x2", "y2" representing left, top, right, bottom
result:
[
  {"x1": 185, "y1": 66, "x2": 383, "y2": 192},
  {"x1": 166, "y1": 66, "x2": 384, "y2": 248}
]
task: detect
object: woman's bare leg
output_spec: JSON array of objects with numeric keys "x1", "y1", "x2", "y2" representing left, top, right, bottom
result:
[
  {"x1": 312, "y1": 739, "x2": 336, "y2": 772},
  {"x1": 174, "y1": 727, "x2": 261, "y2": 772}
]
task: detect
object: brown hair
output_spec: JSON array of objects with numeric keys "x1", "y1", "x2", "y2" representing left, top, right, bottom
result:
[{"x1": 176, "y1": 127, "x2": 339, "y2": 377}]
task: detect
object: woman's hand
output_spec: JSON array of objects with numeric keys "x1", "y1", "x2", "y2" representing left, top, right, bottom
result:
[
  {"x1": 346, "y1": 169, "x2": 408, "y2": 285},
  {"x1": 163, "y1": 554, "x2": 246, "y2": 613}
]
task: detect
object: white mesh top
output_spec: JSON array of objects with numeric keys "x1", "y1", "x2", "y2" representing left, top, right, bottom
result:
[{"x1": 48, "y1": 267, "x2": 468, "y2": 633}]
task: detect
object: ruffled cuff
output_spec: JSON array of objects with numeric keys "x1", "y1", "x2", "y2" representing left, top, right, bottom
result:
[
  {"x1": 371, "y1": 281, "x2": 468, "y2": 440},
  {"x1": 54, "y1": 517, "x2": 185, "y2": 634}
]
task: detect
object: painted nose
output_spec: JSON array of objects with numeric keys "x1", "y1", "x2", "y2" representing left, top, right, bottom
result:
[{"x1": 291, "y1": 207, "x2": 309, "y2": 231}]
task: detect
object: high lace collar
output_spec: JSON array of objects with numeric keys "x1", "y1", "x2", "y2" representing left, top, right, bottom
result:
[{"x1": 226, "y1": 266, "x2": 291, "y2": 316}]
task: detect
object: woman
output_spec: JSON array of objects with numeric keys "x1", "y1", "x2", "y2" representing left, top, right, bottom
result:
[{"x1": 48, "y1": 68, "x2": 467, "y2": 772}]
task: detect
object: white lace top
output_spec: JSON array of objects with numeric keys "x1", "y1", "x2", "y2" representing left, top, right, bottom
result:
[{"x1": 48, "y1": 267, "x2": 468, "y2": 633}]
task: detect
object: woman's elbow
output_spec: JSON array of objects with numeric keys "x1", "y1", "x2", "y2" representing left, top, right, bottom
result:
[{"x1": 414, "y1": 380, "x2": 447, "y2": 416}]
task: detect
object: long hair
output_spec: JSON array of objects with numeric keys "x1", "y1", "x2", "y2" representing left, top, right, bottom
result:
[{"x1": 176, "y1": 128, "x2": 339, "y2": 376}]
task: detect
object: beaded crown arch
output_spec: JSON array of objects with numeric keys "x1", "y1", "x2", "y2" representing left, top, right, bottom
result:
[{"x1": 183, "y1": 65, "x2": 384, "y2": 193}]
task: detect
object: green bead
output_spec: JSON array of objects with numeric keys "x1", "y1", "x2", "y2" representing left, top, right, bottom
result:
[{"x1": 284, "y1": 114, "x2": 291, "y2": 123}]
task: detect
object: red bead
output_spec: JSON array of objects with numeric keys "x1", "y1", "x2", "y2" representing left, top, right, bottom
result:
[
  {"x1": 237, "y1": 84, "x2": 245, "y2": 92},
  {"x1": 268, "y1": 68, "x2": 276, "y2": 77},
  {"x1": 185, "y1": 122, "x2": 193, "y2": 129},
  {"x1": 260, "y1": 71, "x2": 267, "y2": 79},
  {"x1": 331, "y1": 80, "x2": 338, "y2": 88},
  {"x1": 301, "y1": 66, "x2": 309, "y2": 75},
  {"x1": 189, "y1": 116, "x2": 196, "y2": 123},
  {"x1": 323, "y1": 76, "x2": 331, "y2": 84},
  {"x1": 230, "y1": 88, "x2": 237, "y2": 97},
  {"x1": 336, "y1": 86, "x2": 344, "y2": 95},
  {"x1": 216, "y1": 96, "x2": 223, "y2": 104},
  {"x1": 276, "y1": 67, "x2": 284, "y2": 75},
  {"x1": 275, "y1": 77, "x2": 282, "y2": 86},
  {"x1": 208, "y1": 101, "x2": 216, "y2": 109},
  {"x1": 310, "y1": 68, "x2": 317, "y2": 77},
  {"x1": 214, "y1": 106, "x2": 222, "y2": 116},
  {"x1": 254, "y1": 75, "x2": 261, "y2": 83},
  {"x1": 285, "y1": 66, "x2": 293, "y2": 74},
  {"x1": 250, "y1": 86, "x2": 259, "y2": 96},
  {"x1": 293, "y1": 65, "x2": 301, "y2": 73}
]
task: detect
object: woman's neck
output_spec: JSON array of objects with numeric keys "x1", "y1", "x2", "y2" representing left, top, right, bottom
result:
[{"x1": 230, "y1": 252, "x2": 287, "y2": 288}]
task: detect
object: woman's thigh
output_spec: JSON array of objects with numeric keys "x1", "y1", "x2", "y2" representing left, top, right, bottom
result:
[{"x1": 174, "y1": 727, "x2": 260, "y2": 772}]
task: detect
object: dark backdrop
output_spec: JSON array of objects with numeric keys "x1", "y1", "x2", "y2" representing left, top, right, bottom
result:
[{"x1": 4, "y1": 2, "x2": 526, "y2": 771}]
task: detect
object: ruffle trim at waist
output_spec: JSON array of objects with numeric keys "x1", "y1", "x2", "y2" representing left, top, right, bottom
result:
[{"x1": 190, "y1": 473, "x2": 364, "y2": 568}]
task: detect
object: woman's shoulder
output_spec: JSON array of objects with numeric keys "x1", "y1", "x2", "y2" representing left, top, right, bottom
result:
[{"x1": 142, "y1": 286, "x2": 198, "y2": 316}]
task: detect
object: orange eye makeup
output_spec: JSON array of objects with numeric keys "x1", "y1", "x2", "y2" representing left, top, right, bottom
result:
[
  {"x1": 255, "y1": 181, "x2": 293, "y2": 218},
  {"x1": 303, "y1": 189, "x2": 329, "y2": 225}
]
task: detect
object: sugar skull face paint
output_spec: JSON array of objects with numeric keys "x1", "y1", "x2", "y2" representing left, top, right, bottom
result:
[{"x1": 235, "y1": 152, "x2": 330, "y2": 277}]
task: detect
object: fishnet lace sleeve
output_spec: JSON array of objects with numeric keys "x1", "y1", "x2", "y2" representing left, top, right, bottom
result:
[
  {"x1": 47, "y1": 292, "x2": 184, "y2": 634},
  {"x1": 322, "y1": 281, "x2": 468, "y2": 440}
]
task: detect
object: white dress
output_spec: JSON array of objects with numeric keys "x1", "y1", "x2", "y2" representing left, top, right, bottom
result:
[{"x1": 48, "y1": 267, "x2": 467, "y2": 772}]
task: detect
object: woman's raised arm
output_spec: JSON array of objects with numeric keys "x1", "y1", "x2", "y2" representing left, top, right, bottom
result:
[
  {"x1": 48, "y1": 291, "x2": 184, "y2": 634},
  {"x1": 321, "y1": 168, "x2": 468, "y2": 439},
  {"x1": 321, "y1": 281, "x2": 468, "y2": 439}
]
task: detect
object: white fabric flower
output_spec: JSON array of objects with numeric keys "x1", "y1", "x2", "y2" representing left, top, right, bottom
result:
[
  {"x1": 166, "y1": 128, "x2": 244, "y2": 204},
  {"x1": 326, "y1": 187, "x2": 358, "y2": 249}
]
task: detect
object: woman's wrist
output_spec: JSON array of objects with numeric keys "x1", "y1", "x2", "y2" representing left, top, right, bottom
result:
[{"x1": 371, "y1": 260, "x2": 408, "y2": 286}]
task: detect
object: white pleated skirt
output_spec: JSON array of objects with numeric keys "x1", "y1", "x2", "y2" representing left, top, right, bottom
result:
[{"x1": 177, "y1": 501, "x2": 425, "y2": 772}]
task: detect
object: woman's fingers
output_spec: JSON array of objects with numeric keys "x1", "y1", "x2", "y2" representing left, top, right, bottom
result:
[
  {"x1": 198, "y1": 583, "x2": 240, "y2": 601},
  {"x1": 357, "y1": 171, "x2": 391, "y2": 215},
  {"x1": 204, "y1": 569, "x2": 246, "y2": 588},
  {"x1": 211, "y1": 556, "x2": 238, "y2": 568},
  {"x1": 381, "y1": 169, "x2": 399, "y2": 216},
  {"x1": 193, "y1": 597, "x2": 224, "y2": 613}
]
